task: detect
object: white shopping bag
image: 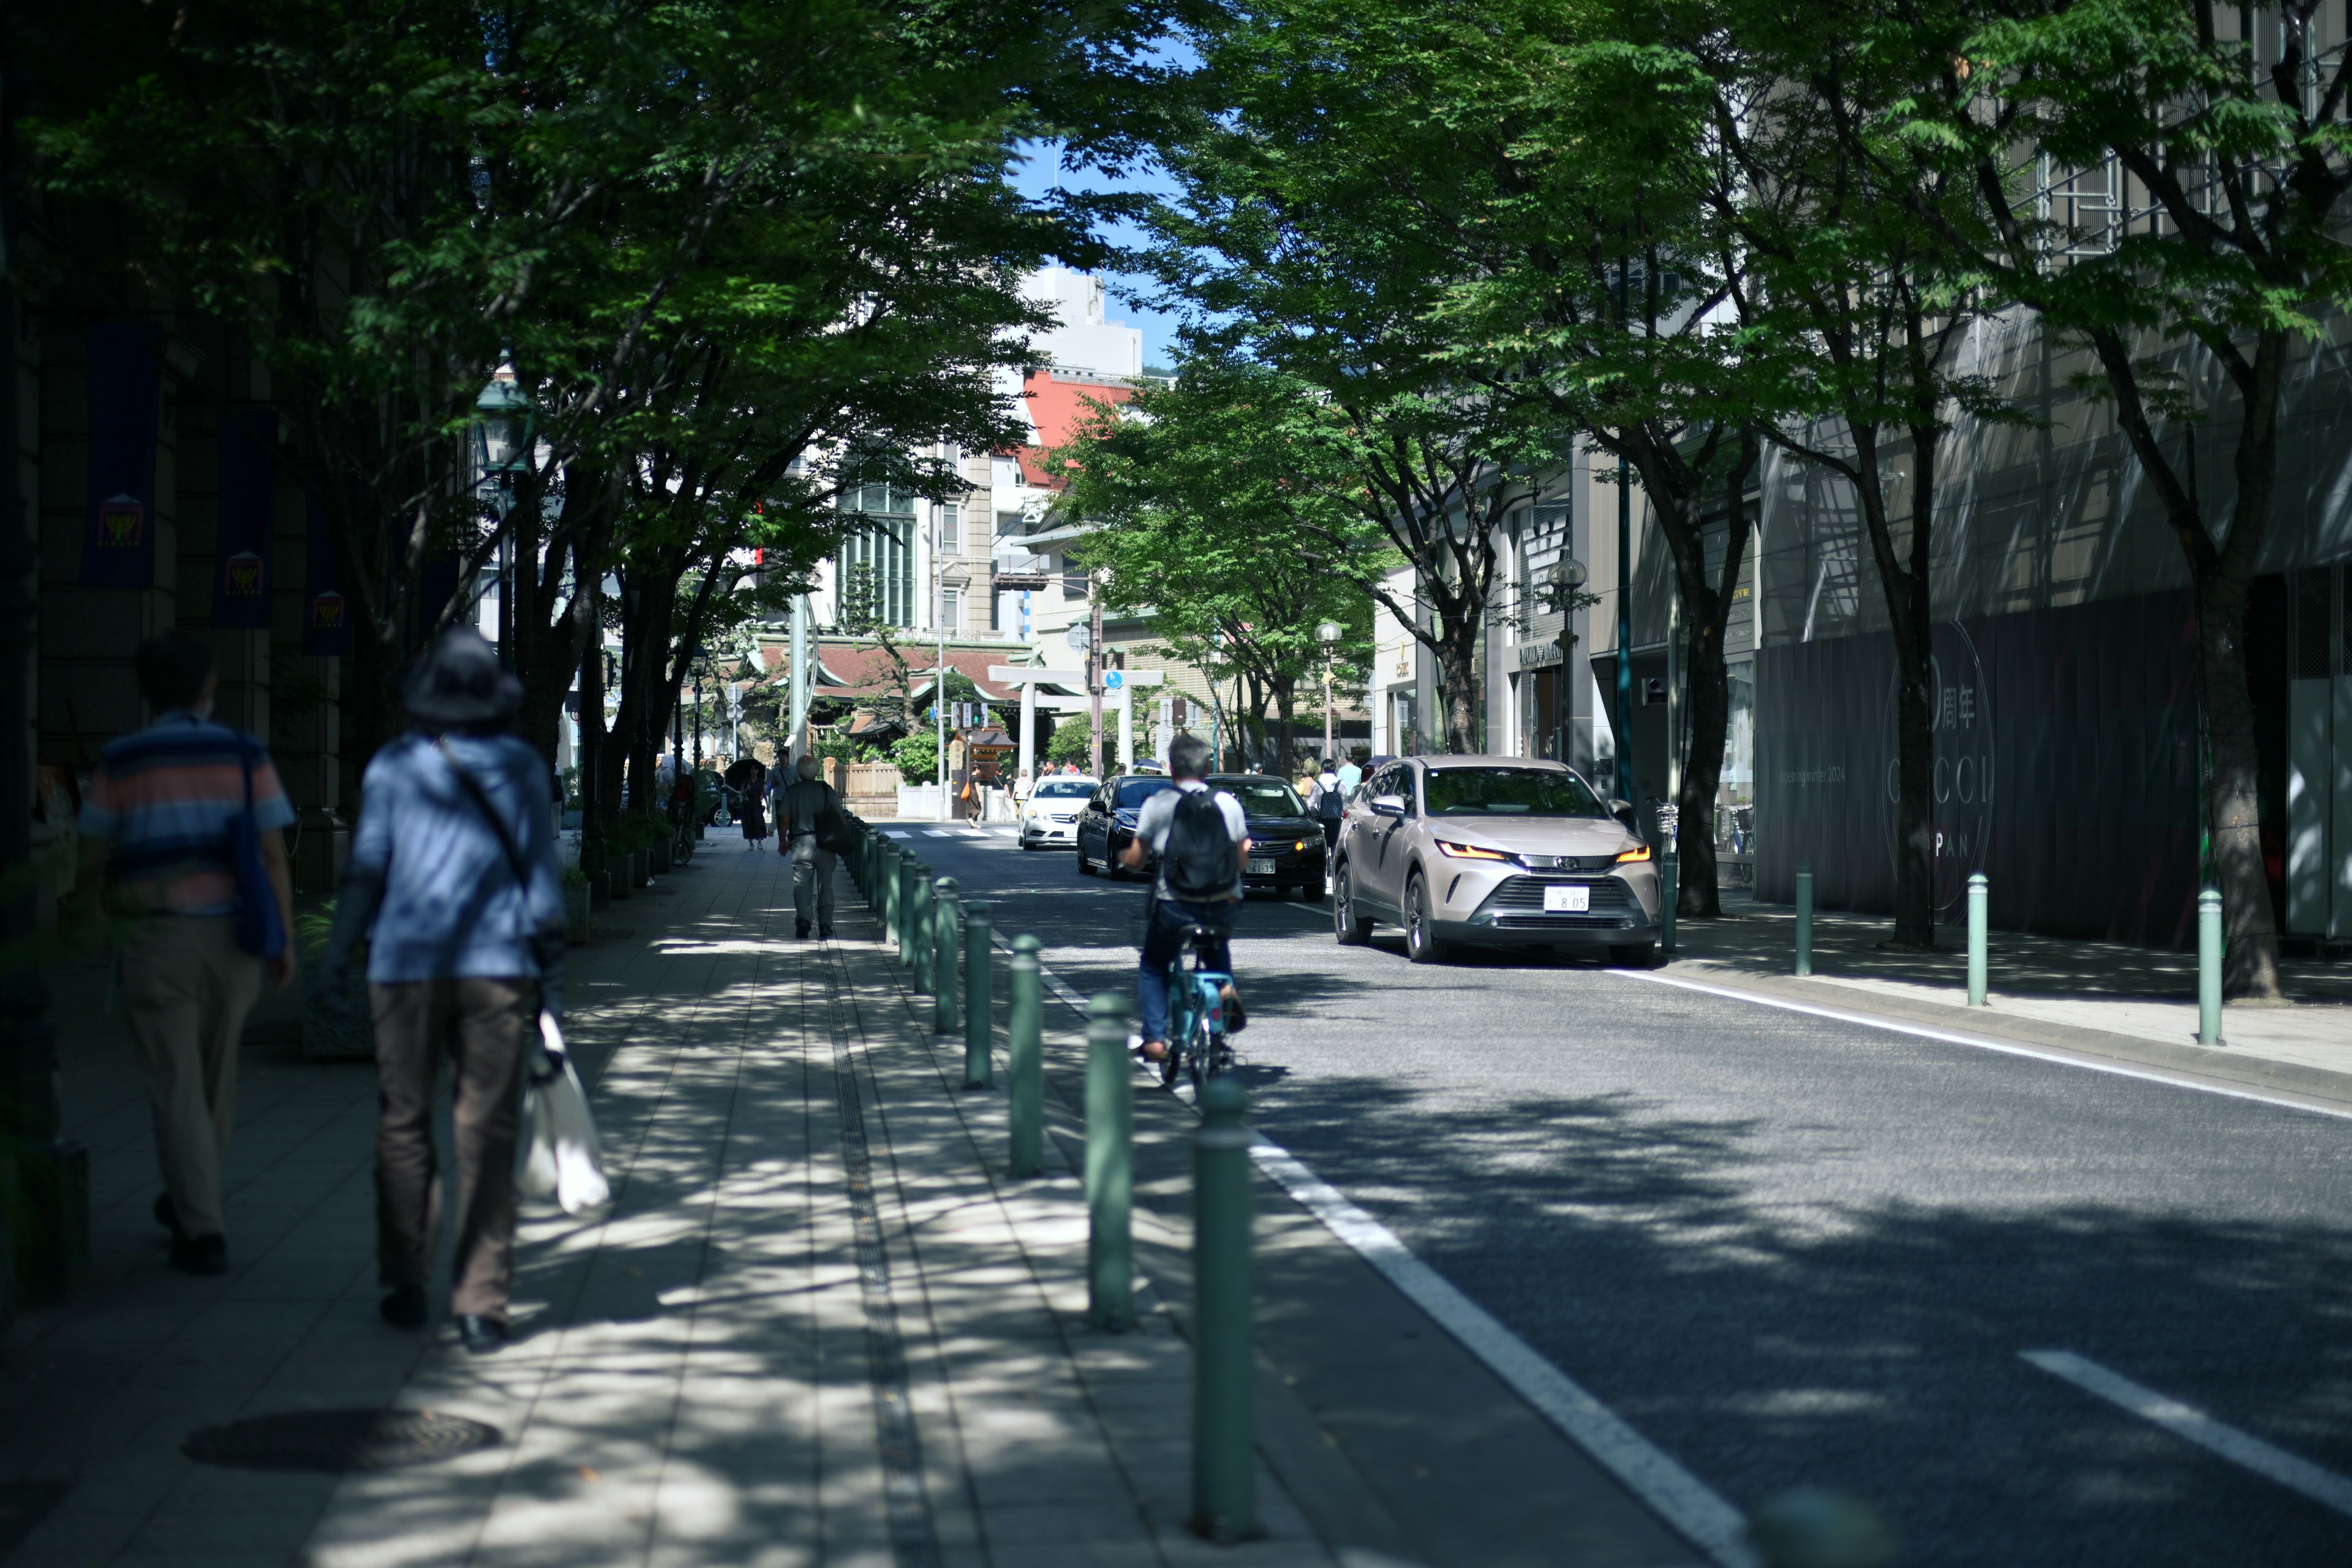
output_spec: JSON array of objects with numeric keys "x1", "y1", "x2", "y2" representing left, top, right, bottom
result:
[{"x1": 518, "y1": 1011, "x2": 611, "y2": 1215}]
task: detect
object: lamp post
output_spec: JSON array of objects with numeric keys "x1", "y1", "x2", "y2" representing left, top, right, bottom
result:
[
  {"x1": 472, "y1": 353, "x2": 531, "y2": 665},
  {"x1": 1316, "y1": 621, "x2": 1343, "y2": 764},
  {"x1": 1546, "y1": 559, "x2": 1588, "y2": 763}
]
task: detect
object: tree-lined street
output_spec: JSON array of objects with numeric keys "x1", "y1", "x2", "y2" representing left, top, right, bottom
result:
[{"x1": 889, "y1": 823, "x2": 2352, "y2": 1565}]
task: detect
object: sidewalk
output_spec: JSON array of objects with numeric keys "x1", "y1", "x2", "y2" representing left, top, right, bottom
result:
[
  {"x1": 1662, "y1": 891, "x2": 2352, "y2": 1107},
  {"x1": 0, "y1": 839, "x2": 1707, "y2": 1568}
]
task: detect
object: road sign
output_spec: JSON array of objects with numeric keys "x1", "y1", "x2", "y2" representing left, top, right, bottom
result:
[
  {"x1": 1104, "y1": 671, "x2": 1124, "y2": 690},
  {"x1": 1065, "y1": 624, "x2": 1091, "y2": 652}
]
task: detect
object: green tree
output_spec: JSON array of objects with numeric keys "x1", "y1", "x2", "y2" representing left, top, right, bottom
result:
[
  {"x1": 1142, "y1": 26, "x2": 1569, "y2": 753},
  {"x1": 1891, "y1": 0, "x2": 2352, "y2": 995},
  {"x1": 1055, "y1": 360, "x2": 1389, "y2": 768}
]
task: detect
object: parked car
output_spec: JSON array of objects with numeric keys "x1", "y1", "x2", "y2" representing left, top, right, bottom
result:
[
  {"x1": 1331, "y1": 756, "x2": 1659, "y2": 965},
  {"x1": 1204, "y1": 774, "x2": 1328, "y2": 900},
  {"x1": 1074, "y1": 773, "x2": 1182, "y2": 878},
  {"x1": 1018, "y1": 775, "x2": 1099, "y2": 850}
]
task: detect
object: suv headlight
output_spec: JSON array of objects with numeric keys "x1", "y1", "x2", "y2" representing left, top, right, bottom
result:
[
  {"x1": 1434, "y1": 839, "x2": 1507, "y2": 861},
  {"x1": 1615, "y1": 843, "x2": 1652, "y2": 863}
]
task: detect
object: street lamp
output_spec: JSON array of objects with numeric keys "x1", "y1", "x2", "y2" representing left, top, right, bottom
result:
[
  {"x1": 1316, "y1": 620, "x2": 1343, "y2": 766},
  {"x1": 473, "y1": 353, "x2": 531, "y2": 665},
  {"x1": 1547, "y1": 559, "x2": 1588, "y2": 762}
]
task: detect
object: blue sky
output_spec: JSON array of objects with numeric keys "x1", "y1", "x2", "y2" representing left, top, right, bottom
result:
[{"x1": 1011, "y1": 140, "x2": 1187, "y2": 370}]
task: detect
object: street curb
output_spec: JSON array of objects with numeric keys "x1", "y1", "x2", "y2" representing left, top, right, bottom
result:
[{"x1": 1646, "y1": 958, "x2": 2352, "y2": 1116}]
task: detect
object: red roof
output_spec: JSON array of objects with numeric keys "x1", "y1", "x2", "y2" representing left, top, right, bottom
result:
[
  {"x1": 813, "y1": 641, "x2": 1024, "y2": 703},
  {"x1": 1017, "y1": 370, "x2": 1138, "y2": 487}
]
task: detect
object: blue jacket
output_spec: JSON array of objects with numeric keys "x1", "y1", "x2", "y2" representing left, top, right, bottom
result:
[{"x1": 351, "y1": 731, "x2": 564, "y2": 983}]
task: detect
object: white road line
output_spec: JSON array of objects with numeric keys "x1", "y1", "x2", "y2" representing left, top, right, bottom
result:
[
  {"x1": 2021, "y1": 1350, "x2": 2352, "y2": 1518},
  {"x1": 1615, "y1": 968, "x2": 2352, "y2": 1124},
  {"x1": 881, "y1": 829, "x2": 913, "y2": 840},
  {"x1": 986, "y1": 925, "x2": 1755, "y2": 1568}
]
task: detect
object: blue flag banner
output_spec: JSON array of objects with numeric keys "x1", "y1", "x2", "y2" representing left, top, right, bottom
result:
[
  {"x1": 80, "y1": 322, "x2": 162, "y2": 590},
  {"x1": 211, "y1": 406, "x2": 277, "y2": 629},
  {"x1": 301, "y1": 486, "x2": 352, "y2": 657}
]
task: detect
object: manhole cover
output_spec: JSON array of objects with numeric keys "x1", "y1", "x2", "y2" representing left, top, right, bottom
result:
[{"x1": 183, "y1": 1409, "x2": 500, "y2": 1472}]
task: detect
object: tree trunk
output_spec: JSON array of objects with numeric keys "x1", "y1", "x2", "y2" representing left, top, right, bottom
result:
[
  {"x1": 1274, "y1": 680, "x2": 1296, "y2": 773},
  {"x1": 2197, "y1": 565, "x2": 2282, "y2": 995},
  {"x1": 1846, "y1": 426, "x2": 1937, "y2": 949},
  {"x1": 1437, "y1": 623, "x2": 1480, "y2": 755}
]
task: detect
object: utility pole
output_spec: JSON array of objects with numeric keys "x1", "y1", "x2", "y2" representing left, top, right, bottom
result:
[
  {"x1": 1088, "y1": 579, "x2": 1106, "y2": 780},
  {"x1": 787, "y1": 592, "x2": 810, "y2": 763},
  {"x1": 1613, "y1": 261, "x2": 1635, "y2": 807}
]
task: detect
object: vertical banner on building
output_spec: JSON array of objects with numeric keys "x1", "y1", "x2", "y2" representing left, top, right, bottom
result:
[
  {"x1": 301, "y1": 486, "x2": 352, "y2": 656},
  {"x1": 80, "y1": 322, "x2": 163, "y2": 589},
  {"x1": 212, "y1": 406, "x2": 277, "y2": 628}
]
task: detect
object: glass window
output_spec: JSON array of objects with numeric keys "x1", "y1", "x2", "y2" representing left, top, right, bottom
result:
[
  {"x1": 1208, "y1": 776, "x2": 1305, "y2": 815},
  {"x1": 1035, "y1": 780, "x2": 1094, "y2": 798},
  {"x1": 1422, "y1": 766, "x2": 1610, "y2": 818},
  {"x1": 940, "y1": 587, "x2": 959, "y2": 631},
  {"x1": 940, "y1": 504, "x2": 961, "y2": 553},
  {"x1": 1115, "y1": 777, "x2": 1179, "y2": 809}
]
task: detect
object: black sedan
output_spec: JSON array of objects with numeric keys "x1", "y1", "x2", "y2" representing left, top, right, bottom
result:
[
  {"x1": 1074, "y1": 772, "x2": 1328, "y2": 900},
  {"x1": 1075, "y1": 773, "x2": 1179, "y2": 879},
  {"x1": 1210, "y1": 774, "x2": 1328, "y2": 900}
]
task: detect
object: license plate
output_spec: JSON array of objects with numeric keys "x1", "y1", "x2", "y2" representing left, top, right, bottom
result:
[
  {"x1": 1544, "y1": 884, "x2": 1591, "y2": 913},
  {"x1": 1247, "y1": 858, "x2": 1276, "y2": 875}
]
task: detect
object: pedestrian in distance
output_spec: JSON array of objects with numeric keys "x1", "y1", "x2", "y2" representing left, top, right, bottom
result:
[
  {"x1": 1311, "y1": 756, "x2": 1344, "y2": 851},
  {"x1": 778, "y1": 755, "x2": 842, "y2": 939},
  {"x1": 315, "y1": 628, "x2": 566, "y2": 1355},
  {"x1": 77, "y1": 630, "x2": 298, "y2": 1276},
  {"x1": 739, "y1": 762, "x2": 769, "y2": 848},
  {"x1": 1336, "y1": 752, "x2": 1364, "y2": 797}
]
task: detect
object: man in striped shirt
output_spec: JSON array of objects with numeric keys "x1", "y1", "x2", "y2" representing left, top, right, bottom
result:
[{"x1": 79, "y1": 630, "x2": 296, "y2": 1275}]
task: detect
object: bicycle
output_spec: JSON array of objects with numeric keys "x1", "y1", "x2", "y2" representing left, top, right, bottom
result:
[
  {"x1": 1160, "y1": 921, "x2": 1237, "y2": 1092},
  {"x1": 668, "y1": 800, "x2": 696, "y2": 865}
]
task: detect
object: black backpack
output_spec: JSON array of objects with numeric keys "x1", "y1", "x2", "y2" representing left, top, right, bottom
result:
[
  {"x1": 1163, "y1": 788, "x2": 1235, "y2": 900},
  {"x1": 1316, "y1": 780, "x2": 1343, "y2": 821}
]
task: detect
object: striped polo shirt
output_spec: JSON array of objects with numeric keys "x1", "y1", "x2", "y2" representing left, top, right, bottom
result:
[{"x1": 79, "y1": 712, "x2": 296, "y2": 915}]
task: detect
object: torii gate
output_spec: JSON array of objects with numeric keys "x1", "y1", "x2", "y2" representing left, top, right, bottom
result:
[{"x1": 990, "y1": 665, "x2": 1166, "y2": 780}]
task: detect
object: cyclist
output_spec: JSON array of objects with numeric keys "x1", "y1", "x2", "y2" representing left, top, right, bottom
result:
[{"x1": 1118, "y1": 733, "x2": 1250, "y2": 1067}]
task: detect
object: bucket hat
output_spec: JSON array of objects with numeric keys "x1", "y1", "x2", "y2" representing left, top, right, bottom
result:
[{"x1": 402, "y1": 627, "x2": 524, "y2": 726}]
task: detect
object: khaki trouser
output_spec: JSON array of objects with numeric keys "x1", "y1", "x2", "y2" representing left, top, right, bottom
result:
[
  {"x1": 121, "y1": 914, "x2": 264, "y2": 1240},
  {"x1": 371, "y1": 977, "x2": 530, "y2": 1320}
]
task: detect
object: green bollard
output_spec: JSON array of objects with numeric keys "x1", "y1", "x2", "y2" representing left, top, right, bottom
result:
[
  {"x1": 1191, "y1": 1076, "x2": 1259, "y2": 1543},
  {"x1": 879, "y1": 843, "x2": 898, "y2": 938},
  {"x1": 1967, "y1": 872, "x2": 1989, "y2": 1006},
  {"x1": 1795, "y1": 862, "x2": 1814, "y2": 977},
  {"x1": 965, "y1": 902, "x2": 993, "y2": 1088},
  {"x1": 1660, "y1": 851, "x2": 1678, "y2": 956},
  {"x1": 2199, "y1": 886, "x2": 2224, "y2": 1046},
  {"x1": 933, "y1": 879, "x2": 961, "y2": 1033},
  {"x1": 1086, "y1": 992, "x2": 1135, "y2": 1331},
  {"x1": 908, "y1": 865, "x2": 936, "y2": 987},
  {"x1": 1009, "y1": 936, "x2": 1044, "y2": 1177},
  {"x1": 898, "y1": 856, "x2": 920, "y2": 969}
]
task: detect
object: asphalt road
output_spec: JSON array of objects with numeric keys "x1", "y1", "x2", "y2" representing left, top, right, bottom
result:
[{"x1": 886, "y1": 821, "x2": 2352, "y2": 1566}]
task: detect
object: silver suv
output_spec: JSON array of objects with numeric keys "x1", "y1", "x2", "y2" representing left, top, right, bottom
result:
[{"x1": 1331, "y1": 756, "x2": 1661, "y2": 965}]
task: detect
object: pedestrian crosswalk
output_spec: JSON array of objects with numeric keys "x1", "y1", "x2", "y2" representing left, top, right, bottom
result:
[{"x1": 879, "y1": 826, "x2": 1016, "y2": 841}]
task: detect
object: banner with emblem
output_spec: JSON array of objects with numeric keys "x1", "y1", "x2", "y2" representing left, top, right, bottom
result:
[
  {"x1": 80, "y1": 323, "x2": 162, "y2": 590},
  {"x1": 211, "y1": 406, "x2": 277, "y2": 628},
  {"x1": 301, "y1": 486, "x2": 352, "y2": 656}
]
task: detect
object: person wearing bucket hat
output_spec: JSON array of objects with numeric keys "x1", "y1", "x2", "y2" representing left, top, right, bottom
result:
[{"x1": 315, "y1": 627, "x2": 565, "y2": 1354}]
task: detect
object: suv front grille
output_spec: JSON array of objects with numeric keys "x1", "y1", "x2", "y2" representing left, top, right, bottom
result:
[{"x1": 1474, "y1": 875, "x2": 1640, "y2": 930}]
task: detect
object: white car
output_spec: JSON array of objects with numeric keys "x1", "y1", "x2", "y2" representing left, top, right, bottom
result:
[{"x1": 1019, "y1": 776, "x2": 1099, "y2": 850}]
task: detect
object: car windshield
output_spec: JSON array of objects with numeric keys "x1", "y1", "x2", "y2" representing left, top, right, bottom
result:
[
  {"x1": 1115, "y1": 777, "x2": 1179, "y2": 809},
  {"x1": 1034, "y1": 780, "x2": 1093, "y2": 799},
  {"x1": 1421, "y1": 767, "x2": 1610, "y2": 818},
  {"x1": 1209, "y1": 777, "x2": 1305, "y2": 816}
]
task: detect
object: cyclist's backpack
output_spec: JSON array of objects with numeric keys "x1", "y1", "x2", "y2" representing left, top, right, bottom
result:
[
  {"x1": 1316, "y1": 780, "x2": 1343, "y2": 821},
  {"x1": 1163, "y1": 788, "x2": 1235, "y2": 900}
]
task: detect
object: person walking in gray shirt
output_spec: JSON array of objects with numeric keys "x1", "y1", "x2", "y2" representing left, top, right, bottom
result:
[
  {"x1": 778, "y1": 755, "x2": 839, "y2": 939},
  {"x1": 315, "y1": 628, "x2": 565, "y2": 1354}
]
